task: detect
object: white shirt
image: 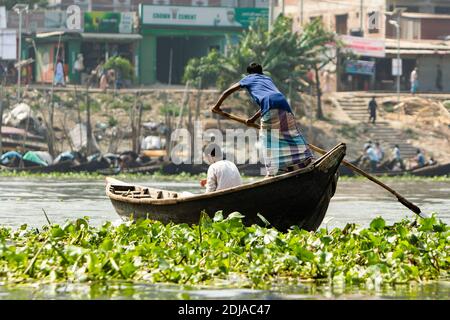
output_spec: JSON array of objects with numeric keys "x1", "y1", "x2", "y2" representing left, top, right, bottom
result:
[
  {"x1": 366, "y1": 147, "x2": 379, "y2": 162},
  {"x1": 392, "y1": 147, "x2": 401, "y2": 160},
  {"x1": 374, "y1": 146, "x2": 384, "y2": 160},
  {"x1": 410, "y1": 70, "x2": 418, "y2": 82},
  {"x1": 206, "y1": 160, "x2": 242, "y2": 193}
]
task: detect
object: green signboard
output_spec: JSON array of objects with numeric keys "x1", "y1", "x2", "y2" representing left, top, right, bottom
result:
[
  {"x1": 84, "y1": 12, "x2": 134, "y2": 33},
  {"x1": 85, "y1": 12, "x2": 120, "y2": 33},
  {"x1": 235, "y1": 8, "x2": 268, "y2": 28},
  {"x1": 141, "y1": 5, "x2": 268, "y2": 29}
]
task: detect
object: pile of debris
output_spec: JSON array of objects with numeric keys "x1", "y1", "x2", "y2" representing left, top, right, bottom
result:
[{"x1": 385, "y1": 97, "x2": 450, "y2": 127}]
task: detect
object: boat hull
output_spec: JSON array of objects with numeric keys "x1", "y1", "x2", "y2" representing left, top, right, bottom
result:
[{"x1": 106, "y1": 143, "x2": 346, "y2": 231}]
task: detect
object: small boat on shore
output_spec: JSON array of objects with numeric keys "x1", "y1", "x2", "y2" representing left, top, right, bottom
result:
[
  {"x1": 339, "y1": 162, "x2": 450, "y2": 177},
  {"x1": 0, "y1": 160, "x2": 73, "y2": 173},
  {"x1": 105, "y1": 143, "x2": 346, "y2": 231}
]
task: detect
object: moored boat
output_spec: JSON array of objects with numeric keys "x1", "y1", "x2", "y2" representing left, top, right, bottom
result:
[
  {"x1": 339, "y1": 162, "x2": 450, "y2": 177},
  {"x1": 0, "y1": 160, "x2": 73, "y2": 173},
  {"x1": 105, "y1": 143, "x2": 346, "y2": 231}
]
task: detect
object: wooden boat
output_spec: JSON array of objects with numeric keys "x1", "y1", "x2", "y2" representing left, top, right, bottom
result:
[
  {"x1": 160, "y1": 162, "x2": 263, "y2": 176},
  {"x1": 0, "y1": 160, "x2": 73, "y2": 173},
  {"x1": 339, "y1": 162, "x2": 450, "y2": 177},
  {"x1": 105, "y1": 143, "x2": 346, "y2": 231},
  {"x1": 69, "y1": 158, "x2": 111, "y2": 173}
]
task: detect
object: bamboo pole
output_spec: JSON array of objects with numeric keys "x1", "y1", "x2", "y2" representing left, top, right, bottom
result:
[{"x1": 212, "y1": 108, "x2": 424, "y2": 217}]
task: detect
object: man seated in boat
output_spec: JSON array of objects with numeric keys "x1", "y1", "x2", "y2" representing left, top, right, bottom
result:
[
  {"x1": 410, "y1": 149, "x2": 426, "y2": 170},
  {"x1": 211, "y1": 62, "x2": 314, "y2": 176},
  {"x1": 200, "y1": 144, "x2": 242, "y2": 193}
]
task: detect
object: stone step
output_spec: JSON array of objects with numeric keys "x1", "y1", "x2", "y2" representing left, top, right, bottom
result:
[
  {"x1": 339, "y1": 104, "x2": 367, "y2": 108},
  {"x1": 339, "y1": 101, "x2": 367, "y2": 105},
  {"x1": 341, "y1": 108, "x2": 369, "y2": 112}
]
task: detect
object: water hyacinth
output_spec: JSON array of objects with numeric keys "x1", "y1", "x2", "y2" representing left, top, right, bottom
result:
[{"x1": 0, "y1": 212, "x2": 448, "y2": 289}]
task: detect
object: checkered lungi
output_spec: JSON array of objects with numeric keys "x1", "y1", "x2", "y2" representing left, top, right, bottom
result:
[{"x1": 260, "y1": 109, "x2": 314, "y2": 176}]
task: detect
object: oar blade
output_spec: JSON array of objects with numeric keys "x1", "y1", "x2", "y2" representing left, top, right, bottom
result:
[{"x1": 397, "y1": 197, "x2": 426, "y2": 218}]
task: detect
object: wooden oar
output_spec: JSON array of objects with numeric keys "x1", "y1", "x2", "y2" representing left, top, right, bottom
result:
[{"x1": 212, "y1": 109, "x2": 424, "y2": 218}]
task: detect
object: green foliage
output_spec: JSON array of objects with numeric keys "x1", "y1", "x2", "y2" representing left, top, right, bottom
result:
[
  {"x1": 383, "y1": 102, "x2": 395, "y2": 113},
  {"x1": 108, "y1": 116, "x2": 118, "y2": 127},
  {"x1": 0, "y1": 215, "x2": 447, "y2": 288},
  {"x1": 336, "y1": 124, "x2": 360, "y2": 139},
  {"x1": 182, "y1": 50, "x2": 223, "y2": 88},
  {"x1": 443, "y1": 100, "x2": 450, "y2": 111},
  {"x1": 159, "y1": 103, "x2": 182, "y2": 117},
  {"x1": 103, "y1": 56, "x2": 134, "y2": 81},
  {"x1": 405, "y1": 128, "x2": 418, "y2": 139},
  {"x1": 183, "y1": 16, "x2": 336, "y2": 99},
  {"x1": 79, "y1": 99, "x2": 101, "y2": 112}
]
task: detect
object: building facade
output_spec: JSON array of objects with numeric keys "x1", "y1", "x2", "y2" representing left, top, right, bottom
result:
[
  {"x1": 138, "y1": 1, "x2": 269, "y2": 85},
  {"x1": 2, "y1": 0, "x2": 269, "y2": 86},
  {"x1": 276, "y1": 0, "x2": 450, "y2": 92}
]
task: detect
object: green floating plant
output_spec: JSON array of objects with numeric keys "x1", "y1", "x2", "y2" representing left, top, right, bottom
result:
[{"x1": 0, "y1": 213, "x2": 448, "y2": 289}]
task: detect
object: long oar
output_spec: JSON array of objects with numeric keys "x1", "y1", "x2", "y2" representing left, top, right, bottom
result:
[{"x1": 212, "y1": 109, "x2": 424, "y2": 218}]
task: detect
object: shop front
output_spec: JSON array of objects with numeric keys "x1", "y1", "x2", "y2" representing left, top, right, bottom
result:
[
  {"x1": 33, "y1": 10, "x2": 141, "y2": 85},
  {"x1": 337, "y1": 35, "x2": 386, "y2": 92},
  {"x1": 80, "y1": 11, "x2": 141, "y2": 85},
  {"x1": 138, "y1": 4, "x2": 268, "y2": 85}
]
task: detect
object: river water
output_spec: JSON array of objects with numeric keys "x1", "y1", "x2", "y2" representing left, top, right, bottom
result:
[{"x1": 0, "y1": 176, "x2": 449, "y2": 299}]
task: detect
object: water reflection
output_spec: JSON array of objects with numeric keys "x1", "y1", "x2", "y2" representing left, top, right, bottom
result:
[
  {"x1": 0, "y1": 177, "x2": 448, "y2": 229},
  {"x1": 0, "y1": 176, "x2": 449, "y2": 299},
  {"x1": 0, "y1": 280, "x2": 448, "y2": 300}
]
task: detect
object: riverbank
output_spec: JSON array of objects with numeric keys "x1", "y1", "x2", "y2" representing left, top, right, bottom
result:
[{"x1": 2, "y1": 86, "x2": 450, "y2": 163}]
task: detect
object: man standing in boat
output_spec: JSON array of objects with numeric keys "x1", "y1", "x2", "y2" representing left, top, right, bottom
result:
[{"x1": 211, "y1": 63, "x2": 314, "y2": 176}]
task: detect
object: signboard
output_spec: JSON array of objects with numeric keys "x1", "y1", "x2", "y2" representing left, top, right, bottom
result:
[
  {"x1": 0, "y1": 29, "x2": 17, "y2": 60},
  {"x1": 35, "y1": 43, "x2": 55, "y2": 83},
  {"x1": 368, "y1": 11, "x2": 380, "y2": 34},
  {"x1": 141, "y1": 5, "x2": 268, "y2": 28},
  {"x1": 6, "y1": 9, "x2": 83, "y2": 32},
  {"x1": 119, "y1": 12, "x2": 133, "y2": 33},
  {"x1": 0, "y1": 6, "x2": 6, "y2": 29},
  {"x1": 345, "y1": 60, "x2": 375, "y2": 76},
  {"x1": 392, "y1": 58, "x2": 402, "y2": 76},
  {"x1": 235, "y1": 8, "x2": 268, "y2": 28},
  {"x1": 45, "y1": 11, "x2": 67, "y2": 29},
  {"x1": 340, "y1": 35, "x2": 385, "y2": 58},
  {"x1": 84, "y1": 12, "x2": 134, "y2": 33}
]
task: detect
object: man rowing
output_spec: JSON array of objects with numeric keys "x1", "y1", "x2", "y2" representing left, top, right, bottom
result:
[{"x1": 212, "y1": 62, "x2": 314, "y2": 176}]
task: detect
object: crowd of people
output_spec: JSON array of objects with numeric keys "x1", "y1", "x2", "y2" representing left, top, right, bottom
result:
[{"x1": 357, "y1": 140, "x2": 436, "y2": 173}]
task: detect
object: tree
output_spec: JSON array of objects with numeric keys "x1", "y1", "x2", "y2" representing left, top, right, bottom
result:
[
  {"x1": 183, "y1": 16, "x2": 337, "y2": 118},
  {"x1": 104, "y1": 56, "x2": 135, "y2": 81}
]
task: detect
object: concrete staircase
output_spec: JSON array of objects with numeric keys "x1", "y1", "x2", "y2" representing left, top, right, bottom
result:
[{"x1": 335, "y1": 94, "x2": 418, "y2": 160}]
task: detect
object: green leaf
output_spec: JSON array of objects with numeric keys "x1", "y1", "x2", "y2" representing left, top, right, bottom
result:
[
  {"x1": 370, "y1": 217, "x2": 386, "y2": 231},
  {"x1": 226, "y1": 212, "x2": 245, "y2": 220},
  {"x1": 213, "y1": 211, "x2": 224, "y2": 222},
  {"x1": 257, "y1": 213, "x2": 271, "y2": 227}
]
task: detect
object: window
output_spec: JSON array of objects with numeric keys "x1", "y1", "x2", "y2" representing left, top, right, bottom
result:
[
  {"x1": 310, "y1": 16, "x2": 323, "y2": 23},
  {"x1": 435, "y1": 7, "x2": 450, "y2": 15},
  {"x1": 335, "y1": 14, "x2": 348, "y2": 35},
  {"x1": 238, "y1": 0, "x2": 255, "y2": 7},
  {"x1": 404, "y1": 6, "x2": 419, "y2": 13}
]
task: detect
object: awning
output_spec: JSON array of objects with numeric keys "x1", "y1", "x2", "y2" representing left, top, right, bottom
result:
[
  {"x1": 36, "y1": 31, "x2": 66, "y2": 38},
  {"x1": 386, "y1": 49, "x2": 450, "y2": 55},
  {"x1": 80, "y1": 33, "x2": 142, "y2": 41}
]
